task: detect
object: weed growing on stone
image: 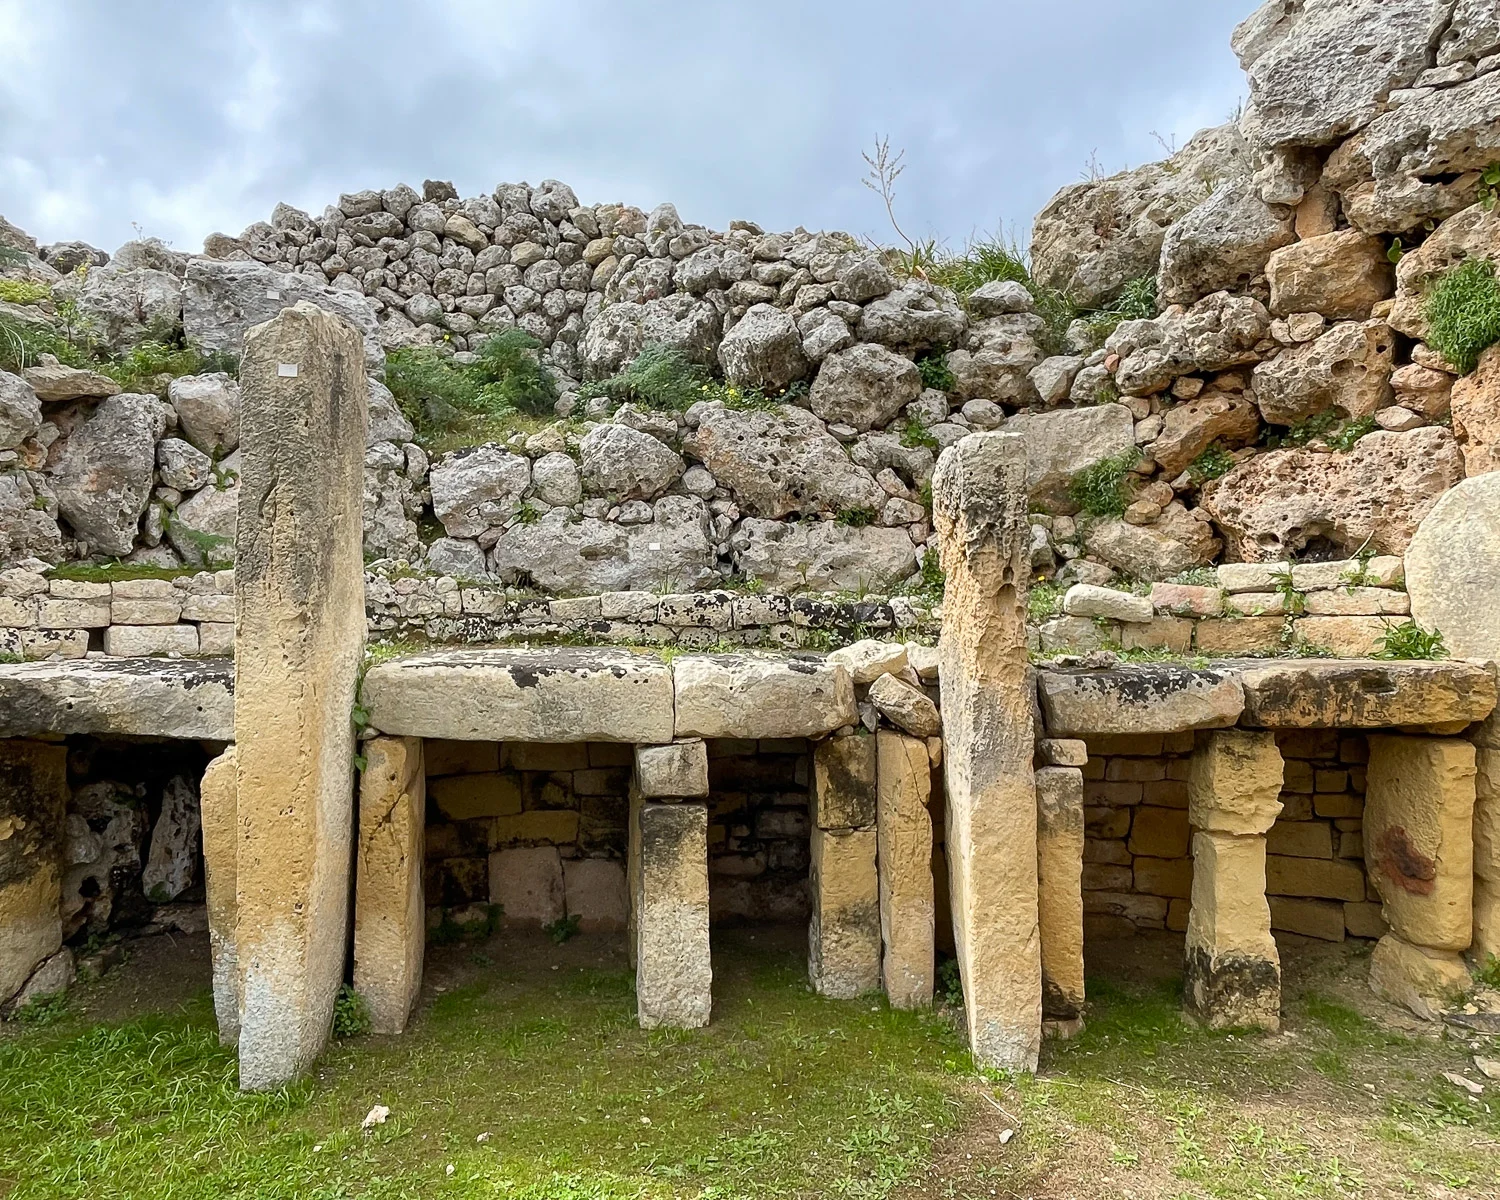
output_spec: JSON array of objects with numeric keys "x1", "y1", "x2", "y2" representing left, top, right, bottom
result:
[
  {"x1": 387, "y1": 329, "x2": 556, "y2": 445},
  {"x1": 578, "y1": 343, "x2": 707, "y2": 412},
  {"x1": 1076, "y1": 273, "x2": 1158, "y2": 341},
  {"x1": 1262, "y1": 409, "x2": 1340, "y2": 450},
  {"x1": 1424, "y1": 257, "x2": 1500, "y2": 374},
  {"x1": 1270, "y1": 568, "x2": 1306, "y2": 616},
  {"x1": 836, "y1": 506, "x2": 877, "y2": 528},
  {"x1": 1327, "y1": 414, "x2": 1377, "y2": 452},
  {"x1": 331, "y1": 985, "x2": 371, "y2": 1039},
  {"x1": 1027, "y1": 580, "x2": 1064, "y2": 622},
  {"x1": 1067, "y1": 449, "x2": 1140, "y2": 517},
  {"x1": 915, "y1": 351, "x2": 955, "y2": 392},
  {"x1": 543, "y1": 914, "x2": 582, "y2": 945},
  {"x1": 1476, "y1": 954, "x2": 1500, "y2": 990},
  {"x1": 1169, "y1": 566, "x2": 1219, "y2": 587},
  {"x1": 1187, "y1": 443, "x2": 1235, "y2": 483},
  {"x1": 44, "y1": 561, "x2": 198, "y2": 583},
  {"x1": 100, "y1": 337, "x2": 239, "y2": 395},
  {"x1": 900, "y1": 417, "x2": 939, "y2": 450},
  {"x1": 1374, "y1": 620, "x2": 1448, "y2": 660},
  {"x1": 0, "y1": 278, "x2": 50, "y2": 305},
  {"x1": 926, "y1": 237, "x2": 1076, "y2": 355}
]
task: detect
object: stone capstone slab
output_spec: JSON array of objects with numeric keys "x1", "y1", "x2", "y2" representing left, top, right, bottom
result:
[
  {"x1": 1036, "y1": 666, "x2": 1245, "y2": 737},
  {"x1": 672, "y1": 653, "x2": 856, "y2": 740},
  {"x1": 1236, "y1": 660, "x2": 1497, "y2": 729},
  {"x1": 0, "y1": 658, "x2": 234, "y2": 741},
  {"x1": 363, "y1": 648, "x2": 676, "y2": 744}
]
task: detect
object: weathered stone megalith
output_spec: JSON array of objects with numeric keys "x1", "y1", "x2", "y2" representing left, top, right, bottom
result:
[
  {"x1": 0, "y1": 740, "x2": 66, "y2": 1008},
  {"x1": 931, "y1": 431, "x2": 1040, "y2": 1071},
  {"x1": 1406, "y1": 472, "x2": 1500, "y2": 661},
  {"x1": 809, "y1": 732, "x2": 881, "y2": 998},
  {"x1": 631, "y1": 798, "x2": 712, "y2": 1029},
  {"x1": 199, "y1": 746, "x2": 239, "y2": 1045},
  {"x1": 633, "y1": 740, "x2": 710, "y2": 799},
  {"x1": 1475, "y1": 714, "x2": 1500, "y2": 967},
  {"x1": 876, "y1": 730, "x2": 934, "y2": 1009},
  {"x1": 354, "y1": 736, "x2": 426, "y2": 1036},
  {"x1": 1184, "y1": 730, "x2": 1285, "y2": 1031},
  {"x1": 233, "y1": 302, "x2": 368, "y2": 1089},
  {"x1": 1035, "y1": 765, "x2": 1086, "y2": 1030}
]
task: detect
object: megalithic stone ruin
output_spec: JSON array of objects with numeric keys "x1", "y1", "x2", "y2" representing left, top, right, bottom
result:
[
  {"x1": 930, "y1": 431, "x2": 1040, "y2": 1072},
  {"x1": 233, "y1": 302, "x2": 369, "y2": 1090}
]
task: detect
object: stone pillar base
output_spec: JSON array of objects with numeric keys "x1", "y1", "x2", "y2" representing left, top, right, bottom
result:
[
  {"x1": 877, "y1": 731, "x2": 934, "y2": 1010},
  {"x1": 1036, "y1": 765, "x2": 1085, "y2": 1024},
  {"x1": 809, "y1": 825, "x2": 880, "y2": 999},
  {"x1": 1370, "y1": 933, "x2": 1472, "y2": 1021},
  {"x1": 633, "y1": 799, "x2": 711, "y2": 1029},
  {"x1": 354, "y1": 736, "x2": 426, "y2": 1036},
  {"x1": 1184, "y1": 831, "x2": 1281, "y2": 1031},
  {"x1": 200, "y1": 747, "x2": 239, "y2": 1045}
]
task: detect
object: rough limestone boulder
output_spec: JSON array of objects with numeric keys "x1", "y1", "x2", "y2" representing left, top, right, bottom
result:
[
  {"x1": 1084, "y1": 504, "x2": 1221, "y2": 579},
  {"x1": 1452, "y1": 343, "x2": 1500, "y2": 476},
  {"x1": 1202, "y1": 427, "x2": 1465, "y2": 560},
  {"x1": 856, "y1": 281, "x2": 966, "y2": 350},
  {"x1": 0, "y1": 472, "x2": 63, "y2": 563},
  {"x1": 366, "y1": 377, "x2": 415, "y2": 447},
  {"x1": 1031, "y1": 123, "x2": 1250, "y2": 310},
  {"x1": 1233, "y1": 0, "x2": 1444, "y2": 151},
  {"x1": 685, "y1": 402, "x2": 885, "y2": 518},
  {"x1": 730, "y1": 518, "x2": 918, "y2": 592},
  {"x1": 1406, "y1": 471, "x2": 1500, "y2": 659},
  {"x1": 168, "y1": 373, "x2": 241, "y2": 456},
  {"x1": 529, "y1": 451, "x2": 582, "y2": 507},
  {"x1": 947, "y1": 314, "x2": 1048, "y2": 405},
  {"x1": 1388, "y1": 203, "x2": 1500, "y2": 340},
  {"x1": 1252, "y1": 321, "x2": 1395, "y2": 426},
  {"x1": 1324, "y1": 71, "x2": 1500, "y2": 234},
  {"x1": 718, "y1": 304, "x2": 808, "y2": 390},
  {"x1": 672, "y1": 653, "x2": 857, "y2": 740},
  {"x1": 579, "y1": 422, "x2": 684, "y2": 500},
  {"x1": 429, "y1": 445, "x2": 531, "y2": 538},
  {"x1": 1156, "y1": 179, "x2": 1295, "y2": 306},
  {"x1": 49, "y1": 393, "x2": 170, "y2": 556},
  {"x1": 19, "y1": 360, "x2": 120, "y2": 404},
  {"x1": 1146, "y1": 389, "x2": 1261, "y2": 479},
  {"x1": 0, "y1": 370, "x2": 42, "y2": 450},
  {"x1": 578, "y1": 294, "x2": 722, "y2": 378},
  {"x1": 363, "y1": 444, "x2": 422, "y2": 563},
  {"x1": 809, "y1": 343, "x2": 921, "y2": 431},
  {"x1": 1266, "y1": 231, "x2": 1393, "y2": 320},
  {"x1": 1003, "y1": 404, "x2": 1137, "y2": 513},
  {"x1": 167, "y1": 456, "x2": 238, "y2": 568},
  {"x1": 1111, "y1": 292, "x2": 1272, "y2": 396},
  {"x1": 182, "y1": 259, "x2": 383, "y2": 367},
  {"x1": 488, "y1": 496, "x2": 715, "y2": 593}
]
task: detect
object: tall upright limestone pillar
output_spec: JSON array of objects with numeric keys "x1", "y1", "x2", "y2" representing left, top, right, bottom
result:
[
  {"x1": 630, "y1": 740, "x2": 711, "y2": 1029},
  {"x1": 1364, "y1": 735, "x2": 1477, "y2": 1017},
  {"x1": 931, "y1": 432, "x2": 1040, "y2": 1071},
  {"x1": 1184, "y1": 730, "x2": 1284, "y2": 1031},
  {"x1": 1036, "y1": 765, "x2": 1085, "y2": 1032},
  {"x1": 810, "y1": 733, "x2": 881, "y2": 999},
  {"x1": 234, "y1": 302, "x2": 368, "y2": 1089},
  {"x1": 1475, "y1": 715, "x2": 1500, "y2": 967},
  {"x1": 199, "y1": 747, "x2": 239, "y2": 1045},
  {"x1": 0, "y1": 740, "x2": 66, "y2": 1009},
  {"x1": 876, "y1": 730, "x2": 934, "y2": 1009},
  {"x1": 354, "y1": 736, "x2": 426, "y2": 1036}
]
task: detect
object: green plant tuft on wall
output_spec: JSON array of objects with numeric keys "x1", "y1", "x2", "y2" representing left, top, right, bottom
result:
[
  {"x1": 1424, "y1": 258, "x2": 1500, "y2": 374},
  {"x1": 1067, "y1": 449, "x2": 1141, "y2": 517}
]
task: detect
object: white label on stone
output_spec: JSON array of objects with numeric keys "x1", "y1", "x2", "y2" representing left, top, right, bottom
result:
[
  {"x1": 277, "y1": 363, "x2": 299, "y2": 378},
  {"x1": 649, "y1": 543, "x2": 661, "y2": 551},
  {"x1": 266, "y1": 290, "x2": 281, "y2": 300}
]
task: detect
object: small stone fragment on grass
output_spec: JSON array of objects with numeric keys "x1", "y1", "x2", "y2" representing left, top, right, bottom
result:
[
  {"x1": 362, "y1": 1104, "x2": 390, "y2": 1130},
  {"x1": 1442, "y1": 1071, "x2": 1484, "y2": 1096}
]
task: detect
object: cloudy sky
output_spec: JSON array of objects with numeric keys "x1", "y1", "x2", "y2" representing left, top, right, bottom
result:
[{"x1": 0, "y1": 1, "x2": 1252, "y2": 257}]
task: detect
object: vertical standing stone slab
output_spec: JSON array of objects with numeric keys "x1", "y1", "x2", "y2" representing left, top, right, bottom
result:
[
  {"x1": 1035, "y1": 765, "x2": 1085, "y2": 1028},
  {"x1": 932, "y1": 432, "x2": 1040, "y2": 1071},
  {"x1": 0, "y1": 740, "x2": 66, "y2": 1007},
  {"x1": 1364, "y1": 736, "x2": 1475, "y2": 953},
  {"x1": 199, "y1": 746, "x2": 239, "y2": 1045},
  {"x1": 809, "y1": 825, "x2": 881, "y2": 998},
  {"x1": 354, "y1": 736, "x2": 426, "y2": 1036},
  {"x1": 233, "y1": 302, "x2": 368, "y2": 1090},
  {"x1": 876, "y1": 730, "x2": 934, "y2": 1009},
  {"x1": 1475, "y1": 715, "x2": 1500, "y2": 966},
  {"x1": 634, "y1": 800, "x2": 711, "y2": 1029},
  {"x1": 1184, "y1": 730, "x2": 1285, "y2": 1032},
  {"x1": 811, "y1": 734, "x2": 877, "y2": 830}
]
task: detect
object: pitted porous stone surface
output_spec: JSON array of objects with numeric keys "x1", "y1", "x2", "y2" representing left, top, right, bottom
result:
[
  {"x1": 362, "y1": 647, "x2": 676, "y2": 744},
  {"x1": 1036, "y1": 665, "x2": 1245, "y2": 737},
  {"x1": 672, "y1": 653, "x2": 856, "y2": 740},
  {"x1": 1236, "y1": 660, "x2": 1497, "y2": 729},
  {"x1": 0, "y1": 657, "x2": 234, "y2": 740}
]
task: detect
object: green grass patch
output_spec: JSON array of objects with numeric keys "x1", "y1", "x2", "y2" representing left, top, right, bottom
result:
[
  {"x1": 386, "y1": 329, "x2": 558, "y2": 446},
  {"x1": 1068, "y1": 449, "x2": 1141, "y2": 517},
  {"x1": 44, "y1": 561, "x2": 201, "y2": 583},
  {"x1": 0, "y1": 278, "x2": 50, "y2": 305},
  {"x1": 923, "y1": 237, "x2": 1076, "y2": 355},
  {"x1": 1075, "y1": 274, "x2": 1159, "y2": 342},
  {"x1": 0, "y1": 933, "x2": 968, "y2": 1199},
  {"x1": 1425, "y1": 257, "x2": 1500, "y2": 374},
  {"x1": 579, "y1": 343, "x2": 709, "y2": 412},
  {"x1": 1028, "y1": 580, "x2": 1064, "y2": 623}
]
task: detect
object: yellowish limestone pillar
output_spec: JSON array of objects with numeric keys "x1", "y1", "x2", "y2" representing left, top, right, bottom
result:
[
  {"x1": 633, "y1": 800, "x2": 711, "y2": 1028},
  {"x1": 199, "y1": 746, "x2": 239, "y2": 1045},
  {"x1": 876, "y1": 729, "x2": 934, "y2": 1009},
  {"x1": 354, "y1": 736, "x2": 426, "y2": 1036},
  {"x1": 1036, "y1": 764, "x2": 1085, "y2": 1032},
  {"x1": 1364, "y1": 735, "x2": 1477, "y2": 1016},
  {"x1": 233, "y1": 302, "x2": 368, "y2": 1089},
  {"x1": 1475, "y1": 715, "x2": 1500, "y2": 966},
  {"x1": 931, "y1": 431, "x2": 1039, "y2": 1071},
  {"x1": 0, "y1": 740, "x2": 66, "y2": 1008},
  {"x1": 1184, "y1": 730, "x2": 1285, "y2": 1031},
  {"x1": 809, "y1": 733, "x2": 880, "y2": 998}
]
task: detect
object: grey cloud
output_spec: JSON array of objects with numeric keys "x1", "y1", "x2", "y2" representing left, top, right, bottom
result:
[{"x1": 0, "y1": 0, "x2": 1251, "y2": 256}]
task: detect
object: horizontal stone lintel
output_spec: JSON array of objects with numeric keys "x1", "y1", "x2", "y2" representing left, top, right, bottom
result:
[{"x1": 0, "y1": 657, "x2": 234, "y2": 740}]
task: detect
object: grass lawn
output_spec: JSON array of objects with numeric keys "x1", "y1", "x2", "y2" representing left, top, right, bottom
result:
[{"x1": 1, "y1": 929, "x2": 1496, "y2": 1199}]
